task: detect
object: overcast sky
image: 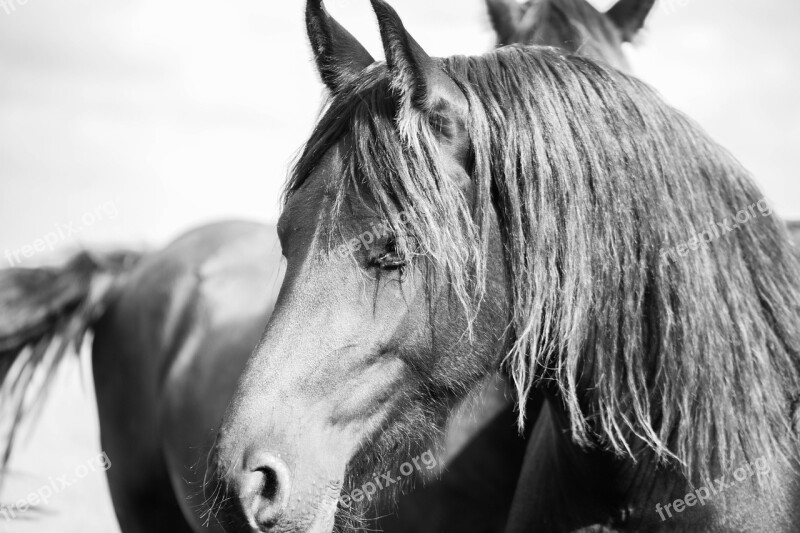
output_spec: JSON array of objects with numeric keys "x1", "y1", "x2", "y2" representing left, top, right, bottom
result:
[{"x1": 0, "y1": 0, "x2": 798, "y2": 264}]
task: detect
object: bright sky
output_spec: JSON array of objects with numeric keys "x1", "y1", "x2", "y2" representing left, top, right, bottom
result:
[{"x1": 0, "y1": 0, "x2": 798, "y2": 264}]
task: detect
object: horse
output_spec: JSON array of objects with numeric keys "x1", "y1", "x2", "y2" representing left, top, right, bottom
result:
[
  {"x1": 1, "y1": 223, "x2": 280, "y2": 533},
  {"x1": 486, "y1": 0, "x2": 655, "y2": 70},
  {"x1": 211, "y1": 1, "x2": 800, "y2": 532},
  {"x1": 0, "y1": 1, "x2": 659, "y2": 532}
]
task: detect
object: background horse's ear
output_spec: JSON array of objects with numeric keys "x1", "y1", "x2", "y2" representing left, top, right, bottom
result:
[
  {"x1": 606, "y1": 0, "x2": 657, "y2": 42},
  {"x1": 486, "y1": 0, "x2": 524, "y2": 46},
  {"x1": 370, "y1": 0, "x2": 467, "y2": 116},
  {"x1": 306, "y1": 0, "x2": 375, "y2": 94}
]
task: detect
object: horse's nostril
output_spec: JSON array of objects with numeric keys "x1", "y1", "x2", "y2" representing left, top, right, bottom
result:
[
  {"x1": 256, "y1": 465, "x2": 279, "y2": 502},
  {"x1": 241, "y1": 453, "x2": 291, "y2": 530}
]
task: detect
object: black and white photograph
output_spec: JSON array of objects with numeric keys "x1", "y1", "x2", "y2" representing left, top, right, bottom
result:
[{"x1": 1, "y1": 0, "x2": 799, "y2": 531}]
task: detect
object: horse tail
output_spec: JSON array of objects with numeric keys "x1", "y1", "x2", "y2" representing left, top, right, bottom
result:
[{"x1": 0, "y1": 250, "x2": 141, "y2": 471}]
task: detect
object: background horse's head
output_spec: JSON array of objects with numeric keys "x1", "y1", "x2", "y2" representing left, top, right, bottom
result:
[
  {"x1": 213, "y1": 2, "x2": 511, "y2": 531},
  {"x1": 486, "y1": 0, "x2": 656, "y2": 70}
]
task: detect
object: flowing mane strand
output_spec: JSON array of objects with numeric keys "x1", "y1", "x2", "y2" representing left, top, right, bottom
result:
[{"x1": 285, "y1": 44, "x2": 800, "y2": 487}]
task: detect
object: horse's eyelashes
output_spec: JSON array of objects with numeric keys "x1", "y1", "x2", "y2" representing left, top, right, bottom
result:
[
  {"x1": 365, "y1": 237, "x2": 407, "y2": 273},
  {"x1": 378, "y1": 253, "x2": 406, "y2": 271}
]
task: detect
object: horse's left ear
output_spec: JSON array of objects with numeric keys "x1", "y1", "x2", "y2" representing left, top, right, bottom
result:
[
  {"x1": 370, "y1": 0, "x2": 467, "y2": 117},
  {"x1": 606, "y1": 0, "x2": 656, "y2": 42}
]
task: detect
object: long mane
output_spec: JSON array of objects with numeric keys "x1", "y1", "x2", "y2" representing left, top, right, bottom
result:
[{"x1": 286, "y1": 45, "x2": 800, "y2": 488}]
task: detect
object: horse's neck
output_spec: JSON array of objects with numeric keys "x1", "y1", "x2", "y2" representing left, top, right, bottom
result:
[
  {"x1": 507, "y1": 399, "x2": 678, "y2": 531},
  {"x1": 506, "y1": 396, "x2": 799, "y2": 532}
]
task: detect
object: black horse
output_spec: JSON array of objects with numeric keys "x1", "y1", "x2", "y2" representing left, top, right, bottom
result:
[
  {"x1": 214, "y1": 1, "x2": 800, "y2": 532},
  {"x1": 0, "y1": 2, "x2": 659, "y2": 533}
]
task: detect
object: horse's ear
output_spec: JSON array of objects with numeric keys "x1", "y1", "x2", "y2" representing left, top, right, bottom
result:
[
  {"x1": 606, "y1": 0, "x2": 656, "y2": 42},
  {"x1": 370, "y1": 0, "x2": 467, "y2": 116},
  {"x1": 306, "y1": 0, "x2": 375, "y2": 94},
  {"x1": 486, "y1": 0, "x2": 523, "y2": 46}
]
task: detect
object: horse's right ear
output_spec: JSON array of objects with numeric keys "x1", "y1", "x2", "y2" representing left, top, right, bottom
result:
[
  {"x1": 370, "y1": 0, "x2": 468, "y2": 120},
  {"x1": 606, "y1": 0, "x2": 657, "y2": 42},
  {"x1": 306, "y1": 0, "x2": 375, "y2": 94},
  {"x1": 486, "y1": 0, "x2": 524, "y2": 46}
]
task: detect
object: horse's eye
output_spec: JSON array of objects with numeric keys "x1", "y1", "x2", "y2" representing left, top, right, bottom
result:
[
  {"x1": 376, "y1": 253, "x2": 406, "y2": 271},
  {"x1": 373, "y1": 237, "x2": 406, "y2": 271}
]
